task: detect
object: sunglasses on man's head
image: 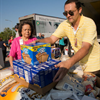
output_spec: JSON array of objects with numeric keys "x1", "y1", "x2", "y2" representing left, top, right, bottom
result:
[{"x1": 63, "y1": 10, "x2": 76, "y2": 16}]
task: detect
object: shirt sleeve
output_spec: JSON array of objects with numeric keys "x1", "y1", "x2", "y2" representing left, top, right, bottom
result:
[
  {"x1": 82, "y1": 19, "x2": 97, "y2": 45},
  {"x1": 52, "y1": 22, "x2": 66, "y2": 38},
  {"x1": 9, "y1": 38, "x2": 17, "y2": 57}
]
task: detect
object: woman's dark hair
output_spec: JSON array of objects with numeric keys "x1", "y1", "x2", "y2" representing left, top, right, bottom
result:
[
  {"x1": 15, "y1": 23, "x2": 19, "y2": 29},
  {"x1": 64, "y1": 0, "x2": 84, "y2": 10},
  {"x1": 18, "y1": 21, "x2": 34, "y2": 37}
]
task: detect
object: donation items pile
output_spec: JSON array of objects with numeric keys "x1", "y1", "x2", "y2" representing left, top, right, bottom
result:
[
  {"x1": 1, "y1": 43, "x2": 100, "y2": 100},
  {"x1": 13, "y1": 43, "x2": 61, "y2": 88},
  {"x1": 0, "y1": 43, "x2": 61, "y2": 100}
]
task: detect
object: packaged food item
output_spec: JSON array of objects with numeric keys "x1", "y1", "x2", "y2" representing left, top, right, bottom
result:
[
  {"x1": 88, "y1": 90, "x2": 97, "y2": 98},
  {"x1": 13, "y1": 59, "x2": 23, "y2": 76},
  {"x1": 23, "y1": 64, "x2": 33, "y2": 84},
  {"x1": 31, "y1": 59, "x2": 60, "y2": 88},
  {"x1": 45, "y1": 89, "x2": 73, "y2": 100},
  {"x1": 0, "y1": 68, "x2": 14, "y2": 80},
  {"x1": 82, "y1": 80, "x2": 93, "y2": 95},
  {"x1": 13, "y1": 61, "x2": 19, "y2": 76},
  {"x1": 69, "y1": 73, "x2": 84, "y2": 83},
  {"x1": 83, "y1": 72, "x2": 96, "y2": 85},
  {"x1": 69, "y1": 63, "x2": 84, "y2": 78},
  {"x1": 45, "y1": 59, "x2": 61, "y2": 85},
  {"x1": 56, "y1": 74, "x2": 85, "y2": 95},
  {"x1": 60, "y1": 55, "x2": 69, "y2": 61},
  {"x1": 18, "y1": 63, "x2": 25, "y2": 79},
  {"x1": 81, "y1": 95, "x2": 97, "y2": 100},
  {"x1": 21, "y1": 43, "x2": 51, "y2": 66},
  {"x1": 0, "y1": 82, "x2": 31, "y2": 100},
  {"x1": 31, "y1": 66, "x2": 45, "y2": 88},
  {"x1": 79, "y1": 63, "x2": 87, "y2": 71},
  {"x1": 23, "y1": 88, "x2": 43, "y2": 99},
  {"x1": 0, "y1": 75, "x2": 16, "y2": 92},
  {"x1": 30, "y1": 59, "x2": 61, "y2": 88},
  {"x1": 65, "y1": 48, "x2": 68, "y2": 55},
  {"x1": 94, "y1": 86, "x2": 100, "y2": 96},
  {"x1": 51, "y1": 47, "x2": 61, "y2": 58}
]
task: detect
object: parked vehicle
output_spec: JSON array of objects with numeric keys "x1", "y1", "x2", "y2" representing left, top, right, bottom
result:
[{"x1": 19, "y1": 13, "x2": 65, "y2": 37}]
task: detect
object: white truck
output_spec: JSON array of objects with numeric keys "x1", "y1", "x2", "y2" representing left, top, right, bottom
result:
[{"x1": 19, "y1": 13, "x2": 65, "y2": 37}]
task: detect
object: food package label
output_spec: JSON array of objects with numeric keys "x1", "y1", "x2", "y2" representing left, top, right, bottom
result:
[{"x1": 21, "y1": 43, "x2": 51, "y2": 66}]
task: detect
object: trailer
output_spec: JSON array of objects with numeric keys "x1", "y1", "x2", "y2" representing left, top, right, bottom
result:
[{"x1": 19, "y1": 13, "x2": 65, "y2": 38}]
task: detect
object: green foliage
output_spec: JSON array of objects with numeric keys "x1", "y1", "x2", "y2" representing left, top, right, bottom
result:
[{"x1": 0, "y1": 27, "x2": 16, "y2": 41}]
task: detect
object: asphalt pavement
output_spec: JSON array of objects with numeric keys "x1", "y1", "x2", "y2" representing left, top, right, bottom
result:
[{"x1": 0, "y1": 48, "x2": 10, "y2": 70}]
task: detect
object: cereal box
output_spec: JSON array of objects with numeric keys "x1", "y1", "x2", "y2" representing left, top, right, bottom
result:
[
  {"x1": 31, "y1": 60, "x2": 61, "y2": 87},
  {"x1": 13, "y1": 61, "x2": 19, "y2": 75},
  {"x1": 41, "y1": 63, "x2": 52, "y2": 86},
  {"x1": 23, "y1": 64, "x2": 33, "y2": 84},
  {"x1": 31, "y1": 66, "x2": 45, "y2": 88},
  {"x1": 21, "y1": 43, "x2": 51, "y2": 66},
  {"x1": 18, "y1": 63, "x2": 25, "y2": 80},
  {"x1": 13, "y1": 59, "x2": 22, "y2": 76},
  {"x1": 45, "y1": 59, "x2": 61, "y2": 81}
]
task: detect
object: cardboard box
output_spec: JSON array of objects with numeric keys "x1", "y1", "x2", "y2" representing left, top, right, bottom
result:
[
  {"x1": 31, "y1": 66, "x2": 46, "y2": 88},
  {"x1": 14, "y1": 74, "x2": 57, "y2": 95},
  {"x1": 31, "y1": 60, "x2": 60, "y2": 88},
  {"x1": 21, "y1": 43, "x2": 52, "y2": 66},
  {"x1": 13, "y1": 61, "x2": 19, "y2": 75},
  {"x1": 13, "y1": 59, "x2": 60, "y2": 89},
  {"x1": 13, "y1": 59, "x2": 22, "y2": 76},
  {"x1": 95, "y1": 76, "x2": 100, "y2": 88},
  {"x1": 23, "y1": 64, "x2": 33, "y2": 84}
]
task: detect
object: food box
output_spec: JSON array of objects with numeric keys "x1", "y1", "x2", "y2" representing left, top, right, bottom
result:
[
  {"x1": 51, "y1": 47, "x2": 61, "y2": 58},
  {"x1": 31, "y1": 66, "x2": 45, "y2": 88},
  {"x1": 30, "y1": 59, "x2": 61, "y2": 88},
  {"x1": 23, "y1": 64, "x2": 33, "y2": 84},
  {"x1": 13, "y1": 59, "x2": 61, "y2": 89},
  {"x1": 14, "y1": 74, "x2": 57, "y2": 95},
  {"x1": 20, "y1": 43, "x2": 52, "y2": 66}
]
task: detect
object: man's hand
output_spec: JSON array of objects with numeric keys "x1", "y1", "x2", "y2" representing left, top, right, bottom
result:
[
  {"x1": 53, "y1": 68, "x2": 68, "y2": 82},
  {"x1": 30, "y1": 39, "x2": 39, "y2": 44},
  {"x1": 53, "y1": 42, "x2": 92, "y2": 82},
  {"x1": 53, "y1": 60, "x2": 71, "y2": 82}
]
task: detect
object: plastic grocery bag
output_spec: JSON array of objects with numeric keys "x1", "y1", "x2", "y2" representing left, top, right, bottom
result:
[
  {"x1": 56, "y1": 74, "x2": 85, "y2": 96},
  {"x1": 45, "y1": 89, "x2": 73, "y2": 100},
  {"x1": 0, "y1": 75, "x2": 16, "y2": 92},
  {"x1": 0, "y1": 67, "x2": 13, "y2": 80}
]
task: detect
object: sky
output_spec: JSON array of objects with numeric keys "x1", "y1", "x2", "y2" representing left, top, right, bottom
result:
[{"x1": 0, "y1": 0, "x2": 67, "y2": 32}]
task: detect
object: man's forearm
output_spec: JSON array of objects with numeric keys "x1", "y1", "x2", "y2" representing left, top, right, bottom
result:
[
  {"x1": 37, "y1": 37, "x2": 54, "y2": 44},
  {"x1": 68, "y1": 46, "x2": 89, "y2": 68}
]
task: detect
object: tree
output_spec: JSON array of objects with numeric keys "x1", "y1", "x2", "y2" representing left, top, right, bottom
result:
[{"x1": 0, "y1": 27, "x2": 15, "y2": 41}]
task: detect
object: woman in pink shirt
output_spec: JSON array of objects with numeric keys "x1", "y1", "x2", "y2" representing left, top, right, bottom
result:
[{"x1": 9, "y1": 21, "x2": 37, "y2": 68}]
